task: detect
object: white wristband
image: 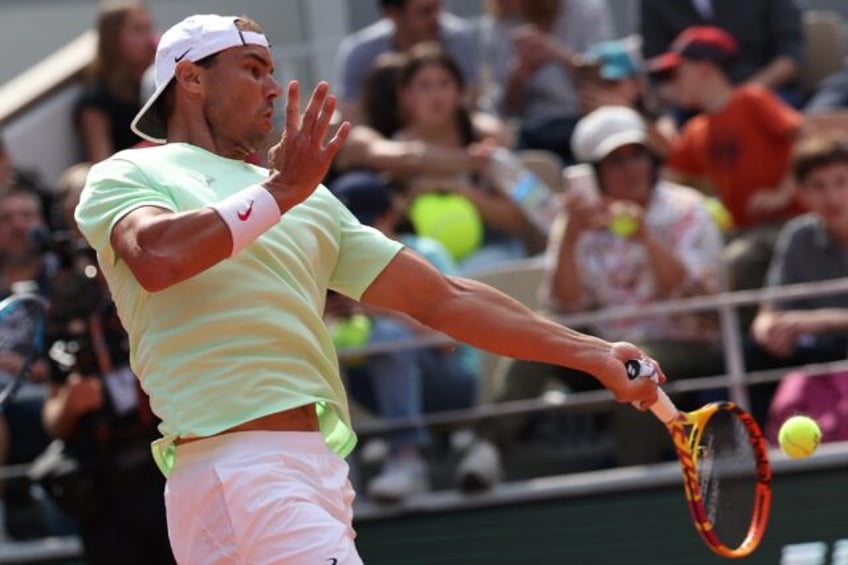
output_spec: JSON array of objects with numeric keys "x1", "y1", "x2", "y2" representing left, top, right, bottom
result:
[{"x1": 210, "y1": 184, "x2": 281, "y2": 256}]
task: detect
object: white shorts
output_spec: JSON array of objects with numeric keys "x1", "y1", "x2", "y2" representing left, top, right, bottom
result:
[{"x1": 164, "y1": 431, "x2": 363, "y2": 565}]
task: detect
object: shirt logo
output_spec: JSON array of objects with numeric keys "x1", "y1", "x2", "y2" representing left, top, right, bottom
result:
[{"x1": 237, "y1": 199, "x2": 255, "y2": 221}]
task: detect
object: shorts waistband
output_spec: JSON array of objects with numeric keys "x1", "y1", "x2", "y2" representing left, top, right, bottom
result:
[{"x1": 173, "y1": 431, "x2": 328, "y2": 470}]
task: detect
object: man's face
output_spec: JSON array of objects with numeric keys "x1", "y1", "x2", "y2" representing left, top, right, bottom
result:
[
  {"x1": 799, "y1": 162, "x2": 848, "y2": 230},
  {"x1": 196, "y1": 45, "x2": 283, "y2": 154},
  {"x1": 391, "y1": 0, "x2": 441, "y2": 44},
  {"x1": 0, "y1": 193, "x2": 43, "y2": 257}
]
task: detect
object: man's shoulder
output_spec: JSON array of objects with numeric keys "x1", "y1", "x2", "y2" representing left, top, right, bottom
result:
[
  {"x1": 781, "y1": 214, "x2": 822, "y2": 241},
  {"x1": 439, "y1": 12, "x2": 474, "y2": 35}
]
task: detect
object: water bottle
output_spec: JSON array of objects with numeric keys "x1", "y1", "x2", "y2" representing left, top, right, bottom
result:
[{"x1": 487, "y1": 148, "x2": 559, "y2": 233}]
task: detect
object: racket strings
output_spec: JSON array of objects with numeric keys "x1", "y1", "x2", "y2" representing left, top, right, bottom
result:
[
  {"x1": 0, "y1": 300, "x2": 45, "y2": 381},
  {"x1": 697, "y1": 409, "x2": 758, "y2": 549}
]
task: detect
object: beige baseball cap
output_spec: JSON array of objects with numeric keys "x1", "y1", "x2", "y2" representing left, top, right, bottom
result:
[{"x1": 571, "y1": 106, "x2": 647, "y2": 163}]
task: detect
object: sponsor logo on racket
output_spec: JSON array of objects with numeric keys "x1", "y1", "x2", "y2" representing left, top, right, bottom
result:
[{"x1": 237, "y1": 199, "x2": 255, "y2": 221}]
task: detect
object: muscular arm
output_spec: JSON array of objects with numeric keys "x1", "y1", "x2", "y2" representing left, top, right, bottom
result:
[
  {"x1": 110, "y1": 205, "x2": 235, "y2": 292},
  {"x1": 361, "y1": 249, "x2": 661, "y2": 404}
]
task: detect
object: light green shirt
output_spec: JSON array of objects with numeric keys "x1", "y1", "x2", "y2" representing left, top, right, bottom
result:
[{"x1": 75, "y1": 143, "x2": 403, "y2": 475}]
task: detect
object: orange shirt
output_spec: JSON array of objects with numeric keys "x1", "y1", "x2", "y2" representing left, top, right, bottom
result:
[{"x1": 666, "y1": 84, "x2": 805, "y2": 229}]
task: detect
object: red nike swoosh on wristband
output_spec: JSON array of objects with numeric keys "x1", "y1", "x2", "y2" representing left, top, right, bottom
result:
[{"x1": 237, "y1": 199, "x2": 255, "y2": 221}]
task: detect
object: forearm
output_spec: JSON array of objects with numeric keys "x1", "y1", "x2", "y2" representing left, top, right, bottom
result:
[
  {"x1": 455, "y1": 184, "x2": 526, "y2": 234},
  {"x1": 420, "y1": 276, "x2": 611, "y2": 375},
  {"x1": 805, "y1": 309, "x2": 848, "y2": 334},
  {"x1": 551, "y1": 233, "x2": 588, "y2": 311},
  {"x1": 640, "y1": 232, "x2": 689, "y2": 295},
  {"x1": 339, "y1": 138, "x2": 473, "y2": 177},
  {"x1": 748, "y1": 56, "x2": 798, "y2": 90},
  {"x1": 503, "y1": 63, "x2": 529, "y2": 115}
]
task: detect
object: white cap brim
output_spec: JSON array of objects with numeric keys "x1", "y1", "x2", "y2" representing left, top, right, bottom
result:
[
  {"x1": 130, "y1": 78, "x2": 173, "y2": 144},
  {"x1": 588, "y1": 131, "x2": 648, "y2": 162}
]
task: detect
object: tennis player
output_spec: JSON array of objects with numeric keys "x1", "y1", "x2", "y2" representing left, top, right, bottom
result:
[{"x1": 75, "y1": 14, "x2": 665, "y2": 565}]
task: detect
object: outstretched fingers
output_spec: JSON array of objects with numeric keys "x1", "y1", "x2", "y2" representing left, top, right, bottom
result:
[
  {"x1": 301, "y1": 81, "x2": 329, "y2": 134},
  {"x1": 314, "y1": 92, "x2": 337, "y2": 146},
  {"x1": 323, "y1": 121, "x2": 351, "y2": 161},
  {"x1": 285, "y1": 81, "x2": 301, "y2": 134}
]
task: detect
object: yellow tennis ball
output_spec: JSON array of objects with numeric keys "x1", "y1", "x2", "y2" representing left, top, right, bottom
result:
[
  {"x1": 408, "y1": 193, "x2": 483, "y2": 261},
  {"x1": 704, "y1": 197, "x2": 733, "y2": 232},
  {"x1": 609, "y1": 213, "x2": 640, "y2": 238},
  {"x1": 778, "y1": 415, "x2": 821, "y2": 459}
]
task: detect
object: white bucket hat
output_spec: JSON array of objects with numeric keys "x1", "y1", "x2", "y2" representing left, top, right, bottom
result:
[
  {"x1": 131, "y1": 14, "x2": 270, "y2": 144},
  {"x1": 571, "y1": 106, "x2": 647, "y2": 163}
]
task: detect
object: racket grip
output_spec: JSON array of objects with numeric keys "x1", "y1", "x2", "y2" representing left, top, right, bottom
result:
[{"x1": 625, "y1": 359, "x2": 679, "y2": 424}]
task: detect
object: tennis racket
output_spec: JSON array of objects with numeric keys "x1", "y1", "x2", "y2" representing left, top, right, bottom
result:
[
  {"x1": 0, "y1": 293, "x2": 47, "y2": 408},
  {"x1": 626, "y1": 360, "x2": 772, "y2": 559}
]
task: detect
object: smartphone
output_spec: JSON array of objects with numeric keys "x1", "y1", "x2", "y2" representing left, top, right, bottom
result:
[{"x1": 563, "y1": 164, "x2": 601, "y2": 205}]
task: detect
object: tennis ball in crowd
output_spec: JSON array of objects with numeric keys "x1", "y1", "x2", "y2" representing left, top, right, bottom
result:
[
  {"x1": 608, "y1": 213, "x2": 640, "y2": 238},
  {"x1": 408, "y1": 193, "x2": 483, "y2": 261},
  {"x1": 778, "y1": 415, "x2": 821, "y2": 459},
  {"x1": 704, "y1": 197, "x2": 733, "y2": 232},
  {"x1": 331, "y1": 314, "x2": 372, "y2": 349}
]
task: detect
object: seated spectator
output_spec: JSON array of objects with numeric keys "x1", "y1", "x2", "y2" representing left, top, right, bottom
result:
[
  {"x1": 333, "y1": 52, "x2": 507, "y2": 180},
  {"x1": 577, "y1": 38, "x2": 677, "y2": 158},
  {"x1": 750, "y1": 134, "x2": 848, "y2": 424},
  {"x1": 393, "y1": 43, "x2": 527, "y2": 273},
  {"x1": 329, "y1": 172, "x2": 478, "y2": 502},
  {"x1": 36, "y1": 162, "x2": 175, "y2": 564},
  {"x1": 640, "y1": 0, "x2": 803, "y2": 106},
  {"x1": 655, "y1": 26, "x2": 805, "y2": 300},
  {"x1": 75, "y1": 1, "x2": 156, "y2": 161},
  {"x1": 334, "y1": 0, "x2": 478, "y2": 122},
  {"x1": 512, "y1": 106, "x2": 724, "y2": 467},
  {"x1": 481, "y1": 0, "x2": 613, "y2": 163}
]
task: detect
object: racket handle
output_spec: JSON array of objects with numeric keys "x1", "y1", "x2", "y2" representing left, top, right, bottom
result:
[{"x1": 625, "y1": 359, "x2": 679, "y2": 424}]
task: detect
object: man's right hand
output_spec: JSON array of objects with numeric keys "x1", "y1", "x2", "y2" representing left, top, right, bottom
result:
[
  {"x1": 64, "y1": 374, "x2": 104, "y2": 416},
  {"x1": 265, "y1": 81, "x2": 351, "y2": 213},
  {"x1": 596, "y1": 342, "x2": 666, "y2": 410}
]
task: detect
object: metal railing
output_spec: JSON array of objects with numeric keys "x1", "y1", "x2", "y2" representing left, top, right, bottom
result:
[{"x1": 340, "y1": 275, "x2": 848, "y2": 435}]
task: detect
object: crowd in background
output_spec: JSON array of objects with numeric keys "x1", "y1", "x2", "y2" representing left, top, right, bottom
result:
[{"x1": 0, "y1": 0, "x2": 847, "y2": 559}]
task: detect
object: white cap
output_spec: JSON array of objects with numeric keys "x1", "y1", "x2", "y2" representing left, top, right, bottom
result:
[
  {"x1": 131, "y1": 14, "x2": 270, "y2": 144},
  {"x1": 571, "y1": 106, "x2": 647, "y2": 163}
]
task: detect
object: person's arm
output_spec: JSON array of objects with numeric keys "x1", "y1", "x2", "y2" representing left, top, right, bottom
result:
[
  {"x1": 77, "y1": 106, "x2": 115, "y2": 162},
  {"x1": 747, "y1": 55, "x2": 799, "y2": 91},
  {"x1": 361, "y1": 248, "x2": 663, "y2": 407},
  {"x1": 438, "y1": 178, "x2": 525, "y2": 234},
  {"x1": 42, "y1": 376, "x2": 103, "y2": 439},
  {"x1": 109, "y1": 82, "x2": 349, "y2": 292},
  {"x1": 334, "y1": 126, "x2": 478, "y2": 176},
  {"x1": 639, "y1": 229, "x2": 690, "y2": 295}
]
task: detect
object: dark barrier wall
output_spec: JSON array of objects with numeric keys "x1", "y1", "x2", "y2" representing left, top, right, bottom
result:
[{"x1": 356, "y1": 466, "x2": 847, "y2": 564}]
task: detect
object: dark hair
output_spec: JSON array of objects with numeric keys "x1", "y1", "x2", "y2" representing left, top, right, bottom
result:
[
  {"x1": 399, "y1": 43, "x2": 475, "y2": 146},
  {"x1": 792, "y1": 134, "x2": 848, "y2": 183},
  {"x1": 157, "y1": 16, "x2": 264, "y2": 127},
  {"x1": 361, "y1": 53, "x2": 406, "y2": 137}
]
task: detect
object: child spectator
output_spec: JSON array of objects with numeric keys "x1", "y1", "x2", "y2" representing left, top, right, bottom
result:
[
  {"x1": 655, "y1": 26, "x2": 805, "y2": 297},
  {"x1": 751, "y1": 134, "x2": 848, "y2": 427}
]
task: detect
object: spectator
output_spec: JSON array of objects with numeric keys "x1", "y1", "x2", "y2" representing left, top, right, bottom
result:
[
  {"x1": 0, "y1": 134, "x2": 56, "y2": 228},
  {"x1": 655, "y1": 26, "x2": 805, "y2": 298},
  {"x1": 540, "y1": 105, "x2": 723, "y2": 466},
  {"x1": 750, "y1": 134, "x2": 848, "y2": 425},
  {"x1": 334, "y1": 0, "x2": 478, "y2": 122},
  {"x1": 329, "y1": 172, "x2": 479, "y2": 502},
  {"x1": 393, "y1": 43, "x2": 527, "y2": 273},
  {"x1": 640, "y1": 0, "x2": 803, "y2": 106},
  {"x1": 333, "y1": 52, "x2": 507, "y2": 180},
  {"x1": 75, "y1": 0, "x2": 156, "y2": 162},
  {"x1": 481, "y1": 0, "x2": 613, "y2": 163},
  {"x1": 36, "y1": 162, "x2": 175, "y2": 565},
  {"x1": 577, "y1": 38, "x2": 677, "y2": 158}
]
